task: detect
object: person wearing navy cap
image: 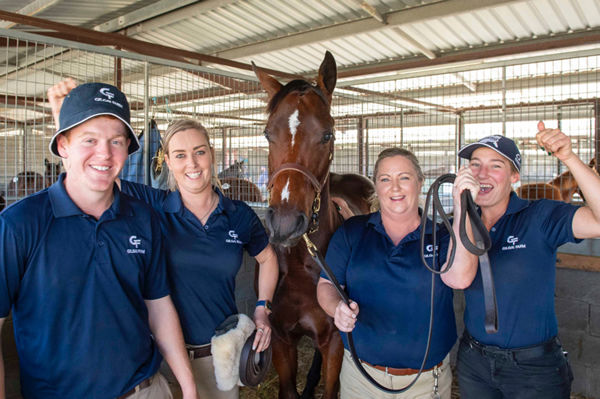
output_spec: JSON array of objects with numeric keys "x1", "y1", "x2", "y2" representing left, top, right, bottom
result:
[
  {"x1": 48, "y1": 80, "x2": 278, "y2": 399},
  {"x1": 316, "y1": 147, "x2": 480, "y2": 399},
  {"x1": 0, "y1": 81, "x2": 197, "y2": 399},
  {"x1": 456, "y1": 125, "x2": 600, "y2": 398}
]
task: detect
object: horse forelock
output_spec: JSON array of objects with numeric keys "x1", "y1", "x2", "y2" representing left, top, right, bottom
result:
[{"x1": 266, "y1": 79, "x2": 329, "y2": 114}]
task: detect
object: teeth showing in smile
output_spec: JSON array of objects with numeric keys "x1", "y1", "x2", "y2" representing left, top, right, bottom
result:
[
  {"x1": 186, "y1": 172, "x2": 201, "y2": 178},
  {"x1": 391, "y1": 195, "x2": 405, "y2": 200},
  {"x1": 91, "y1": 165, "x2": 109, "y2": 171},
  {"x1": 480, "y1": 184, "x2": 493, "y2": 193}
]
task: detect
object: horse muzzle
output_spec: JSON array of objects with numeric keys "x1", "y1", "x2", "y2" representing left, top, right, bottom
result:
[{"x1": 265, "y1": 206, "x2": 309, "y2": 247}]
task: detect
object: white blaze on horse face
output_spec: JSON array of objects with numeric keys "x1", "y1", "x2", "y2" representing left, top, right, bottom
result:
[
  {"x1": 288, "y1": 109, "x2": 300, "y2": 147},
  {"x1": 281, "y1": 177, "x2": 290, "y2": 202}
]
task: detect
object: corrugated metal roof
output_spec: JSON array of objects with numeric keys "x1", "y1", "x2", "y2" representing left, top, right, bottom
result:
[{"x1": 1, "y1": 0, "x2": 599, "y2": 77}]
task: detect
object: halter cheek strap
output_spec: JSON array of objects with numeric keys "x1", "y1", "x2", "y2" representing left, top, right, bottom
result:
[{"x1": 267, "y1": 153, "x2": 332, "y2": 234}]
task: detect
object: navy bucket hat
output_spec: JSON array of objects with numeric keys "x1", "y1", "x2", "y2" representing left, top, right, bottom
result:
[
  {"x1": 49, "y1": 82, "x2": 140, "y2": 157},
  {"x1": 458, "y1": 135, "x2": 521, "y2": 172}
]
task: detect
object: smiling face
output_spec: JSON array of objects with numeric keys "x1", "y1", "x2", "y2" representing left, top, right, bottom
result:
[
  {"x1": 164, "y1": 128, "x2": 214, "y2": 196},
  {"x1": 57, "y1": 115, "x2": 130, "y2": 196},
  {"x1": 468, "y1": 147, "x2": 520, "y2": 211},
  {"x1": 375, "y1": 155, "x2": 423, "y2": 219}
]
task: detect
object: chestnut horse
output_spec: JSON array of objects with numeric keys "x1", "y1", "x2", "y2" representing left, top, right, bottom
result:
[
  {"x1": 219, "y1": 177, "x2": 264, "y2": 203},
  {"x1": 517, "y1": 158, "x2": 595, "y2": 202},
  {"x1": 254, "y1": 52, "x2": 373, "y2": 399}
]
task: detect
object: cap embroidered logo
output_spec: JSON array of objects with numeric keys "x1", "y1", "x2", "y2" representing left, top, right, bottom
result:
[{"x1": 99, "y1": 87, "x2": 115, "y2": 100}]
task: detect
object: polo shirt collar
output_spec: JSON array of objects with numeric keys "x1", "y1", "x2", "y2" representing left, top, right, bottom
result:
[
  {"x1": 48, "y1": 173, "x2": 131, "y2": 218},
  {"x1": 162, "y1": 187, "x2": 237, "y2": 215},
  {"x1": 367, "y1": 210, "x2": 435, "y2": 243},
  {"x1": 505, "y1": 191, "x2": 529, "y2": 216}
]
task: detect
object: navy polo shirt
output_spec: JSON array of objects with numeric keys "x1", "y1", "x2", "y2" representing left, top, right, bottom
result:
[
  {"x1": 464, "y1": 192, "x2": 581, "y2": 348},
  {"x1": 120, "y1": 181, "x2": 269, "y2": 345},
  {"x1": 0, "y1": 174, "x2": 168, "y2": 399},
  {"x1": 322, "y1": 212, "x2": 456, "y2": 369}
]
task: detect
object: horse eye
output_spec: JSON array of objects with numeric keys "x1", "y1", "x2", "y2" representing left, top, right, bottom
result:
[
  {"x1": 322, "y1": 131, "x2": 333, "y2": 143},
  {"x1": 263, "y1": 130, "x2": 271, "y2": 142}
]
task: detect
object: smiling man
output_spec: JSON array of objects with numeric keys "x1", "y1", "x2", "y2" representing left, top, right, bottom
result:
[{"x1": 0, "y1": 83, "x2": 197, "y2": 399}]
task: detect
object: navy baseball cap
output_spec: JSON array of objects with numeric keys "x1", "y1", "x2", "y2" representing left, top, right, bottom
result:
[
  {"x1": 49, "y1": 82, "x2": 140, "y2": 157},
  {"x1": 458, "y1": 135, "x2": 521, "y2": 172}
]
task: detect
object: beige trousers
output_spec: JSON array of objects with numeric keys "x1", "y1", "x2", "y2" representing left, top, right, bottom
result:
[
  {"x1": 127, "y1": 373, "x2": 173, "y2": 399},
  {"x1": 160, "y1": 356, "x2": 238, "y2": 399},
  {"x1": 340, "y1": 350, "x2": 452, "y2": 399}
]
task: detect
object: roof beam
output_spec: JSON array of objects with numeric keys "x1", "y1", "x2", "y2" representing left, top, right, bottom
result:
[
  {"x1": 0, "y1": 0, "x2": 59, "y2": 29},
  {"x1": 94, "y1": 0, "x2": 238, "y2": 35},
  {"x1": 0, "y1": 10, "x2": 301, "y2": 80},
  {"x1": 214, "y1": 0, "x2": 520, "y2": 59},
  {"x1": 337, "y1": 29, "x2": 600, "y2": 79}
]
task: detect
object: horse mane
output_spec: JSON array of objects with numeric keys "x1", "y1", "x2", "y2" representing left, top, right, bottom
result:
[{"x1": 267, "y1": 79, "x2": 329, "y2": 114}]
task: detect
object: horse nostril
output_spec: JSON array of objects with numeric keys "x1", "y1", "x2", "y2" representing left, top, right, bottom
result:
[{"x1": 296, "y1": 212, "x2": 309, "y2": 233}]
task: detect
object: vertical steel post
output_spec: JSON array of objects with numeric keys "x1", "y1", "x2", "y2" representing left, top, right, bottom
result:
[{"x1": 143, "y1": 61, "x2": 150, "y2": 185}]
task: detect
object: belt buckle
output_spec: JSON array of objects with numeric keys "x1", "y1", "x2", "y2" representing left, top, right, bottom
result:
[{"x1": 188, "y1": 349, "x2": 195, "y2": 361}]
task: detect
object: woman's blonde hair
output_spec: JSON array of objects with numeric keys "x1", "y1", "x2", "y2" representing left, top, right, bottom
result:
[
  {"x1": 162, "y1": 119, "x2": 221, "y2": 191},
  {"x1": 370, "y1": 147, "x2": 425, "y2": 211}
]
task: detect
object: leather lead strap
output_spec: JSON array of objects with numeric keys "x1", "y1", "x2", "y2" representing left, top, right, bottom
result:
[{"x1": 239, "y1": 331, "x2": 272, "y2": 387}]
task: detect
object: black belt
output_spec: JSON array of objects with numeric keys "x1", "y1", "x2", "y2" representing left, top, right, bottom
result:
[
  {"x1": 116, "y1": 376, "x2": 153, "y2": 399},
  {"x1": 463, "y1": 331, "x2": 561, "y2": 360},
  {"x1": 187, "y1": 344, "x2": 211, "y2": 360}
]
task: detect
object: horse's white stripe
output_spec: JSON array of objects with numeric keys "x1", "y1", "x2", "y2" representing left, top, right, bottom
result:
[
  {"x1": 289, "y1": 109, "x2": 300, "y2": 146},
  {"x1": 281, "y1": 178, "x2": 290, "y2": 202}
]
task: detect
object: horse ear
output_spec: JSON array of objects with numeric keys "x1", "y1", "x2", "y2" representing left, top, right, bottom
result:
[
  {"x1": 317, "y1": 51, "x2": 337, "y2": 102},
  {"x1": 252, "y1": 61, "x2": 282, "y2": 103}
]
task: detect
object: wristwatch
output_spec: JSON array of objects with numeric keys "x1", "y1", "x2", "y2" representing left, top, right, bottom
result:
[{"x1": 256, "y1": 299, "x2": 272, "y2": 314}]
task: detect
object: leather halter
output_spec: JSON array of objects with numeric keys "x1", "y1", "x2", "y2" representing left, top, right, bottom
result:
[{"x1": 267, "y1": 161, "x2": 330, "y2": 235}]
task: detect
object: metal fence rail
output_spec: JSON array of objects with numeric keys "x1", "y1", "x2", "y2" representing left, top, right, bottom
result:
[{"x1": 0, "y1": 29, "x2": 598, "y2": 212}]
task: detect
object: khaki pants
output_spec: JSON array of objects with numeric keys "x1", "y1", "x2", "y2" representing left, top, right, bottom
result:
[
  {"x1": 128, "y1": 373, "x2": 173, "y2": 399},
  {"x1": 340, "y1": 350, "x2": 452, "y2": 399},
  {"x1": 160, "y1": 356, "x2": 238, "y2": 399}
]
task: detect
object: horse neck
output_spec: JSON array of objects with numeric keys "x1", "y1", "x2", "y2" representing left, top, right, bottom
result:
[
  {"x1": 308, "y1": 178, "x2": 340, "y2": 250},
  {"x1": 550, "y1": 171, "x2": 578, "y2": 200}
]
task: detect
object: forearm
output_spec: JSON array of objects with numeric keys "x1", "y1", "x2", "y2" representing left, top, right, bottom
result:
[
  {"x1": 441, "y1": 207, "x2": 479, "y2": 289},
  {"x1": 564, "y1": 155, "x2": 600, "y2": 219},
  {"x1": 146, "y1": 297, "x2": 197, "y2": 399},
  {"x1": 255, "y1": 245, "x2": 278, "y2": 301},
  {"x1": 317, "y1": 278, "x2": 342, "y2": 318}
]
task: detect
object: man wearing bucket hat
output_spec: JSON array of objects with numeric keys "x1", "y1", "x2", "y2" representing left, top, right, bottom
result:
[
  {"x1": 0, "y1": 82, "x2": 198, "y2": 399},
  {"x1": 456, "y1": 126, "x2": 600, "y2": 398}
]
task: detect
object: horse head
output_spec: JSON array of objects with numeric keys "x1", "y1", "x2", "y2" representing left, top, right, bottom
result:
[{"x1": 254, "y1": 51, "x2": 337, "y2": 246}]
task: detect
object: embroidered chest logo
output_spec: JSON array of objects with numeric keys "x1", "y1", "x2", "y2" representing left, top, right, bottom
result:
[
  {"x1": 225, "y1": 230, "x2": 242, "y2": 244},
  {"x1": 501, "y1": 235, "x2": 526, "y2": 251},
  {"x1": 423, "y1": 244, "x2": 439, "y2": 258},
  {"x1": 127, "y1": 235, "x2": 146, "y2": 254}
]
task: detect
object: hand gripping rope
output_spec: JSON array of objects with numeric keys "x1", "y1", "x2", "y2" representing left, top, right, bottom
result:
[{"x1": 302, "y1": 173, "x2": 496, "y2": 394}]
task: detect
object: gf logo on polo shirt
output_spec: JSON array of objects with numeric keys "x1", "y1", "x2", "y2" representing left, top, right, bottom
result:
[
  {"x1": 502, "y1": 235, "x2": 526, "y2": 251},
  {"x1": 127, "y1": 235, "x2": 146, "y2": 254},
  {"x1": 423, "y1": 244, "x2": 439, "y2": 258},
  {"x1": 226, "y1": 230, "x2": 243, "y2": 244}
]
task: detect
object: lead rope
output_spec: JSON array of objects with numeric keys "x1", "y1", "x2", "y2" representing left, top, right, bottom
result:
[{"x1": 302, "y1": 173, "x2": 495, "y2": 394}]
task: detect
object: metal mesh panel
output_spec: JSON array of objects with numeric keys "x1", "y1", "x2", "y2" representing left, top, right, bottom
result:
[{"x1": 0, "y1": 30, "x2": 599, "y2": 212}]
